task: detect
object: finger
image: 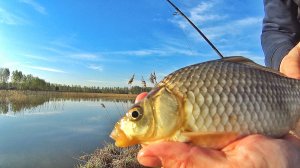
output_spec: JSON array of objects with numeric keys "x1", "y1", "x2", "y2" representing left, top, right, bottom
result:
[
  {"x1": 138, "y1": 142, "x2": 186, "y2": 167},
  {"x1": 296, "y1": 41, "x2": 300, "y2": 49},
  {"x1": 135, "y1": 92, "x2": 148, "y2": 103},
  {"x1": 137, "y1": 142, "x2": 226, "y2": 168},
  {"x1": 137, "y1": 142, "x2": 191, "y2": 167}
]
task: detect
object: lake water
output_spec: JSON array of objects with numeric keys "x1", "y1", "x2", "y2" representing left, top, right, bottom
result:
[{"x1": 0, "y1": 96, "x2": 133, "y2": 168}]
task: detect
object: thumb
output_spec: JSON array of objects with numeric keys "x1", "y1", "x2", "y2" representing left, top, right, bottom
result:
[
  {"x1": 135, "y1": 92, "x2": 148, "y2": 103},
  {"x1": 280, "y1": 42, "x2": 300, "y2": 79},
  {"x1": 296, "y1": 41, "x2": 300, "y2": 48}
]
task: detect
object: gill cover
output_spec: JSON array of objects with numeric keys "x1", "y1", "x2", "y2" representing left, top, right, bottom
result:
[{"x1": 150, "y1": 87, "x2": 181, "y2": 138}]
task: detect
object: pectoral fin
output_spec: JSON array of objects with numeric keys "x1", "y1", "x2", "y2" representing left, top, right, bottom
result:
[{"x1": 182, "y1": 132, "x2": 240, "y2": 149}]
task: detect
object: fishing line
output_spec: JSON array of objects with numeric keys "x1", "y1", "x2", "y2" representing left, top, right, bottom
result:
[
  {"x1": 166, "y1": 0, "x2": 224, "y2": 59},
  {"x1": 100, "y1": 103, "x2": 113, "y2": 122},
  {"x1": 125, "y1": 94, "x2": 130, "y2": 109},
  {"x1": 113, "y1": 100, "x2": 123, "y2": 117},
  {"x1": 120, "y1": 100, "x2": 127, "y2": 114},
  {"x1": 167, "y1": 1, "x2": 196, "y2": 58}
]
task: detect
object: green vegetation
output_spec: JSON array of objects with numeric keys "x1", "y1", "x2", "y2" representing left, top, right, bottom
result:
[
  {"x1": 77, "y1": 143, "x2": 146, "y2": 168},
  {"x1": 0, "y1": 68, "x2": 10, "y2": 83},
  {"x1": 0, "y1": 68, "x2": 152, "y2": 94}
]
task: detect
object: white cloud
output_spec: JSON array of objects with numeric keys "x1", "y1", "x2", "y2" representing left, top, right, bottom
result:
[
  {"x1": 103, "y1": 47, "x2": 201, "y2": 57},
  {"x1": 163, "y1": 46, "x2": 200, "y2": 56},
  {"x1": 88, "y1": 65, "x2": 103, "y2": 71},
  {"x1": 42, "y1": 47, "x2": 66, "y2": 55},
  {"x1": 42, "y1": 46, "x2": 103, "y2": 61},
  {"x1": 201, "y1": 17, "x2": 262, "y2": 40},
  {"x1": 170, "y1": 0, "x2": 262, "y2": 42},
  {"x1": 234, "y1": 17, "x2": 262, "y2": 26},
  {"x1": 25, "y1": 65, "x2": 66, "y2": 73},
  {"x1": 19, "y1": 0, "x2": 47, "y2": 15},
  {"x1": 70, "y1": 53, "x2": 101, "y2": 61},
  {"x1": 24, "y1": 54, "x2": 55, "y2": 62},
  {"x1": 105, "y1": 49, "x2": 161, "y2": 56},
  {"x1": 41, "y1": 42, "x2": 113, "y2": 65},
  {"x1": 171, "y1": 1, "x2": 225, "y2": 29},
  {"x1": 0, "y1": 7, "x2": 27, "y2": 25},
  {"x1": 189, "y1": 2, "x2": 226, "y2": 23}
]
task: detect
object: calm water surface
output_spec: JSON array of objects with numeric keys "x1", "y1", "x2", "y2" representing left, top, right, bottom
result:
[{"x1": 0, "y1": 97, "x2": 133, "y2": 168}]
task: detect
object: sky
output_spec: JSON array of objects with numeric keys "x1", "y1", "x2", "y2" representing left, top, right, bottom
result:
[{"x1": 0, "y1": 0, "x2": 265, "y2": 87}]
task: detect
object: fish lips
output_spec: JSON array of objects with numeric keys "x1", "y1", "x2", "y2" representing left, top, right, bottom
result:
[{"x1": 110, "y1": 123, "x2": 138, "y2": 147}]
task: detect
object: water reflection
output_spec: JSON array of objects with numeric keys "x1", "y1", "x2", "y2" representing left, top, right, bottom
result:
[
  {"x1": 0, "y1": 92, "x2": 134, "y2": 115},
  {"x1": 0, "y1": 93, "x2": 134, "y2": 168}
]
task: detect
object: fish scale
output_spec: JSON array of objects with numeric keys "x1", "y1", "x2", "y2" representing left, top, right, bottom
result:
[
  {"x1": 158, "y1": 59, "x2": 300, "y2": 137},
  {"x1": 111, "y1": 57, "x2": 300, "y2": 148}
]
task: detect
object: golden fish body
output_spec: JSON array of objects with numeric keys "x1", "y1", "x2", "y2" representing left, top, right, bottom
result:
[{"x1": 110, "y1": 56, "x2": 300, "y2": 148}]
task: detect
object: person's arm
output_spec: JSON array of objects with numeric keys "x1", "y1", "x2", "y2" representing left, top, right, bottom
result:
[{"x1": 261, "y1": 0, "x2": 300, "y2": 70}]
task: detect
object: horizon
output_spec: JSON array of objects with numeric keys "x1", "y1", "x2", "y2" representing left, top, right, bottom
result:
[{"x1": 0, "y1": 0, "x2": 264, "y2": 87}]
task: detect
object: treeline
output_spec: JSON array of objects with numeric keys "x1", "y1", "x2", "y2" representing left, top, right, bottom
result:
[{"x1": 0, "y1": 68, "x2": 152, "y2": 94}]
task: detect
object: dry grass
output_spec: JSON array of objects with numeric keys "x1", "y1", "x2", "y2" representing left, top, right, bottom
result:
[
  {"x1": 0, "y1": 90, "x2": 136, "y2": 114},
  {"x1": 0, "y1": 90, "x2": 137, "y2": 99},
  {"x1": 77, "y1": 143, "x2": 147, "y2": 168}
]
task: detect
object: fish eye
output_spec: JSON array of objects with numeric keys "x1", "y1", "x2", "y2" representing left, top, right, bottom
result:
[
  {"x1": 128, "y1": 107, "x2": 143, "y2": 121},
  {"x1": 131, "y1": 111, "x2": 140, "y2": 119}
]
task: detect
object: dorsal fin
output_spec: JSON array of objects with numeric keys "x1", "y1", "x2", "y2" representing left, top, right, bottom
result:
[
  {"x1": 221, "y1": 56, "x2": 288, "y2": 77},
  {"x1": 221, "y1": 56, "x2": 255, "y2": 64}
]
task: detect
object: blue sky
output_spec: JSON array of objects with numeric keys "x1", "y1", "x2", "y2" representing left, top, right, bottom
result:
[{"x1": 0, "y1": 0, "x2": 264, "y2": 87}]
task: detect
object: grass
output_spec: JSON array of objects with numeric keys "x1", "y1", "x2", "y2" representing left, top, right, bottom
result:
[
  {"x1": 0, "y1": 90, "x2": 137, "y2": 99},
  {"x1": 77, "y1": 143, "x2": 147, "y2": 168}
]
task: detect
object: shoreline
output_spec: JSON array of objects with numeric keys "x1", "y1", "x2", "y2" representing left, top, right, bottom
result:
[{"x1": 0, "y1": 90, "x2": 137, "y2": 99}]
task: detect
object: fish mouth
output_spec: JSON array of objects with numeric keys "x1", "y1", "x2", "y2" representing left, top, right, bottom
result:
[{"x1": 110, "y1": 123, "x2": 138, "y2": 147}]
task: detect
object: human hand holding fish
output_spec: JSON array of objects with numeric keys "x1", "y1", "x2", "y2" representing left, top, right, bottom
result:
[
  {"x1": 137, "y1": 132, "x2": 300, "y2": 168},
  {"x1": 109, "y1": 0, "x2": 300, "y2": 166},
  {"x1": 134, "y1": 92, "x2": 300, "y2": 168},
  {"x1": 110, "y1": 56, "x2": 300, "y2": 168}
]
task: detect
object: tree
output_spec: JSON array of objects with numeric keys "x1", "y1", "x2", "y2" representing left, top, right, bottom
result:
[
  {"x1": 12, "y1": 70, "x2": 23, "y2": 83},
  {"x1": 0, "y1": 68, "x2": 10, "y2": 83}
]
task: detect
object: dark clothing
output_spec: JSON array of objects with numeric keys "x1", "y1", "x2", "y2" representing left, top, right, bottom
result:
[{"x1": 262, "y1": 0, "x2": 300, "y2": 70}]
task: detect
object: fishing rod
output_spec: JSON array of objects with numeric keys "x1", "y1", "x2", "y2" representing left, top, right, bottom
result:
[{"x1": 166, "y1": 0, "x2": 224, "y2": 59}]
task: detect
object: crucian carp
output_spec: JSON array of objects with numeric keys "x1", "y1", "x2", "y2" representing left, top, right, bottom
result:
[{"x1": 110, "y1": 56, "x2": 300, "y2": 149}]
